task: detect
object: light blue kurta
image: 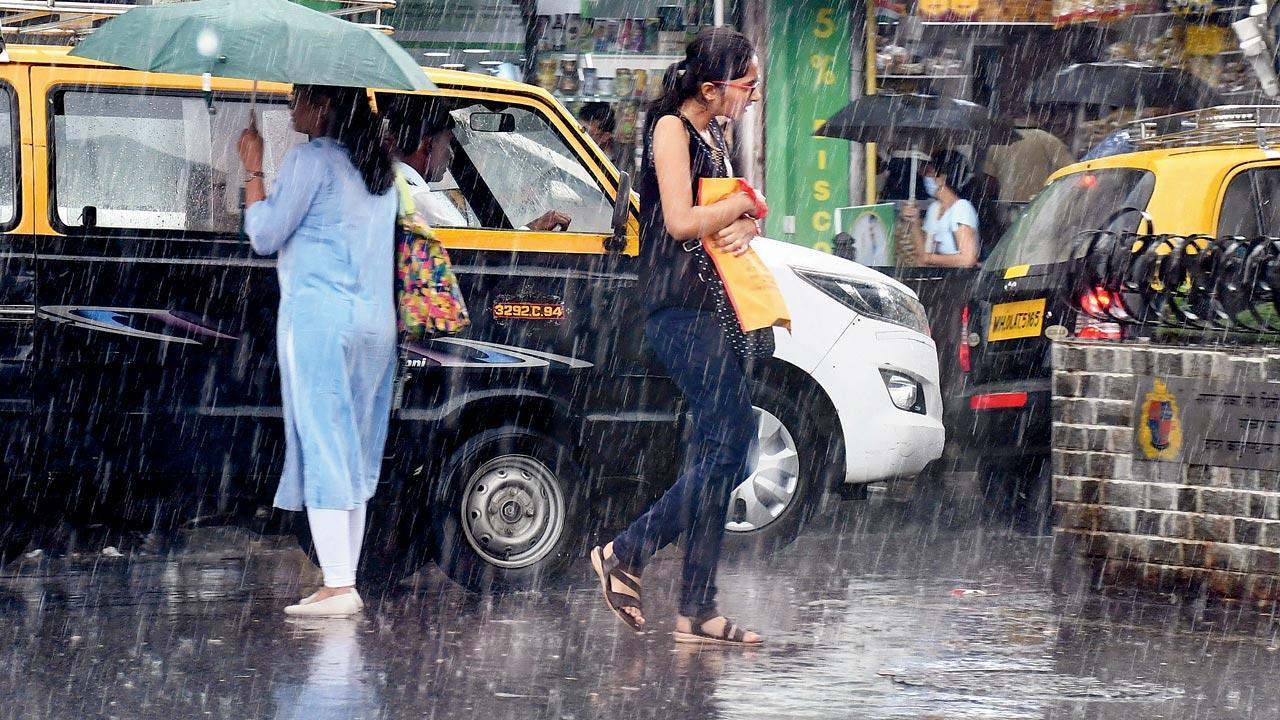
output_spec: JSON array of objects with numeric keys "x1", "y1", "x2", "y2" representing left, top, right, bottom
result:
[{"x1": 245, "y1": 137, "x2": 398, "y2": 511}]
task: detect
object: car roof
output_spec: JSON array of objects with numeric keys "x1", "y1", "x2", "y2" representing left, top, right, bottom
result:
[
  {"x1": 1047, "y1": 144, "x2": 1280, "y2": 182},
  {"x1": 2, "y1": 43, "x2": 542, "y2": 96}
]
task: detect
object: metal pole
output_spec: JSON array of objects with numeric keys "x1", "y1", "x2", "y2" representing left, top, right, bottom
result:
[{"x1": 714, "y1": 0, "x2": 724, "y2": 27}]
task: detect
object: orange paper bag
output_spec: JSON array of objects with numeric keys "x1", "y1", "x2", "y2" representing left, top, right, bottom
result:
[{"x1": 698, "y1": 178, "x2": 791, "y2": 332}]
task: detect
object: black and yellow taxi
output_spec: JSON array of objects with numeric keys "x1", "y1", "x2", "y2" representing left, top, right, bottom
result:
[
  {"x1": 962, "y1": 106, "x2": 1280, "y2": 494},
  {"x1": 0, "y1": 44, "x2": 944, "y2": 589}
]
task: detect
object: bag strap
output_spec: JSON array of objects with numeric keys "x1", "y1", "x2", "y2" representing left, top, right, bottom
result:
[{"x1": 393, "y1": 170, "x2": 417, "y2": 219}]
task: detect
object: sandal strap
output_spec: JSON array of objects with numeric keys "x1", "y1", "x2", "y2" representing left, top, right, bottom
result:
[
  {"x1": 693, "y1": 613, "x2": 749, "y2": 642},
  {"x1": 608, "y1": 572, "x2": 642, "y2": 605}
]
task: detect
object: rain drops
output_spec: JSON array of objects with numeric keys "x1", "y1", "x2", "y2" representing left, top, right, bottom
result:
[{"x1": 196, "y1": 27, "x2": 220, "y2": 58}]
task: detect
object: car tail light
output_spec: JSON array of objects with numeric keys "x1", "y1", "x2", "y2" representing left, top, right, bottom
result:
[
  {"x1": 1075, "y1": 287, "x2": 1123, "y2": 340},
  {"x1": 958, "y1": 305, "x2": 972, "y2": 372},
  {"x1": 970, "y1": 392, "x2": 1028, "y2": 410}
]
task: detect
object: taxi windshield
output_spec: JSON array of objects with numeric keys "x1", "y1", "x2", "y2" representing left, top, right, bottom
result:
[{"x1": 983, "y1": 168, "x2": 1156, "y2": 271}]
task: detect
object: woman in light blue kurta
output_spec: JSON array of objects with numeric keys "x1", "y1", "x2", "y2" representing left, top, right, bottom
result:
[{"x1": 238, "y1": 85, "x2": 397, "y2": 617}]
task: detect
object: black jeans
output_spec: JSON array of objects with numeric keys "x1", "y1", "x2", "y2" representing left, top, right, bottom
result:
[{"x1": 611, "y1": 307, "x2": 755, "y2": 618}]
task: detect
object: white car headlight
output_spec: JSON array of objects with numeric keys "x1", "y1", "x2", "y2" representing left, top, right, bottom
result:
[{"x1": 793, "y1": 269, "x2": 930, "y2": 336}]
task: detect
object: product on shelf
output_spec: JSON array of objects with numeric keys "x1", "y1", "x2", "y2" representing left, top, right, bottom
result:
[
  {"x1": 536, "y1": 57, "x2": 557, "y2": 92},
  {"x1": 557, "y1": 56, "x2": 580, "y2": 94},
  {"x1": 616, "y1": 68, "x2": 635, "y2": 97},
  {"x1": 1051, "y1": 0, "x2": 1159, "y2": 26}
]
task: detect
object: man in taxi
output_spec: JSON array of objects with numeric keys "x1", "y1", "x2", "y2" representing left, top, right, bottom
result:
[{"x1": 392, "y1": 108, "x2": 572, "y2": 232}]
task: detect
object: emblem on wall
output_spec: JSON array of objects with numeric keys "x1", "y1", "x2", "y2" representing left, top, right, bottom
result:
[{"x1": 1137, "y1": 379, "x2": 1183, "y2": 461}]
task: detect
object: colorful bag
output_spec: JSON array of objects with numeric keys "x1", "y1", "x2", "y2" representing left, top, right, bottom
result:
[{"x1": 394, "y1": 173, "x2": 470, "y2": 338}]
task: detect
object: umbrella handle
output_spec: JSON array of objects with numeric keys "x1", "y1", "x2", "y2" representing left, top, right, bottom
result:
[
  {"x1": 249, "y1": 80, "x2": 258, "y2": 129},
  {"x1": 202, "y1": 72, "x2": 214, "y2": 115}
]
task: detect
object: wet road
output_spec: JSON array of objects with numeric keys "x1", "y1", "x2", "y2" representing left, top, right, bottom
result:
[{"x1": 3, "y1": 473, "x2": 1279, "y2": 720}]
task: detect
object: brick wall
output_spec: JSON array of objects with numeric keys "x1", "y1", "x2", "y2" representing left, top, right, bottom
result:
[{"x1": 1050, "y1": 340, "x2": 1280, "y2": 607}]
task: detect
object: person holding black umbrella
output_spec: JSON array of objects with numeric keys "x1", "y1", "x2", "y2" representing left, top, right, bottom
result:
[{"x1": 900, "y1": 151, "x2": 980, "y2": 268}]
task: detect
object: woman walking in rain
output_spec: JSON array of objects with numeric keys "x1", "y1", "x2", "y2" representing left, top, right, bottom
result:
[
  {"x1": 591, "y1": 28, "x2": 764, "y2": 646},
  {"x1": 238, "y1": 85, "x2": 398, "y2": 617}
]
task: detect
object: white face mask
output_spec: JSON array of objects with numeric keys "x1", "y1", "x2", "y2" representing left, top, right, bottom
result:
[{"x1": 922, "y1": 176, "x2": 940, "y2": 198}]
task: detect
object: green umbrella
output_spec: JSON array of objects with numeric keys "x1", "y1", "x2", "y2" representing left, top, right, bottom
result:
[{"x1": 70, "y1": 0, "x2": 434, "y2": 91}]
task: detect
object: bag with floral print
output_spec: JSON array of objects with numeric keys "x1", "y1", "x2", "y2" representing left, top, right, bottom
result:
[{"x1": 394, "y1": 172, "x2": 470, "y2": 338}]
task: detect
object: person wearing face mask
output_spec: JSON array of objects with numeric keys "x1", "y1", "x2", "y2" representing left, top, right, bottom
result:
[{"x1": 899, "y1": 151, "x2": 980, "y2": 268}]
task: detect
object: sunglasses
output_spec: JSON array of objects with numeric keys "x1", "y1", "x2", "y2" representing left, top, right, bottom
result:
[{"x1": 712, "y1": 80, "x2": 760, "y2": 92}]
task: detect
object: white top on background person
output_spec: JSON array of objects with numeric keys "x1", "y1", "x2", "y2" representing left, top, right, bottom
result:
[
  {"x1": 395, "y1": 159, "x2": 468, "y2": 228},
  {"x1": 901, "y1": 155, "x2": 980, "y2": 268}
]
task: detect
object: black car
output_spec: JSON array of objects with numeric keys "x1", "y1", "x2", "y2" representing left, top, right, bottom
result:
[{"x1": 960, "y1": 166, "x2": 1158, "y2": 499}]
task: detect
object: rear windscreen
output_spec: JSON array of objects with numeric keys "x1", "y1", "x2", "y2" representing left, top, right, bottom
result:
[{"x1": 983, "y1": 168, "x2": 1156, "y2": 271}]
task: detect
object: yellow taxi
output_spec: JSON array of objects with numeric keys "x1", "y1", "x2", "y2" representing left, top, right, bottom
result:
[{"x1": 960, "y1": 105, "x2": 1280, "y2": 496}]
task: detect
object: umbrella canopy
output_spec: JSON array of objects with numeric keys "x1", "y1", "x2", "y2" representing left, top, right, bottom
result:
[
  {"x1": 815, "y1": 93, "x2": 1020, "y2": 148},
  {"x1": 1028, "y1": 61, "x2": 1219, "y2": 111},
  {"x1": 70, "y1": 0, "x2": 434, "y2": 91}
]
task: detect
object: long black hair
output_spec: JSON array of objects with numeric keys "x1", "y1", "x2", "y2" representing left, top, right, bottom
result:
[
  {"x1": 647, "y1": 28, "x2": 755, "y2": 121},
  {"x1": 296, "y1": 84, "x2": 395, "y2": 196}
]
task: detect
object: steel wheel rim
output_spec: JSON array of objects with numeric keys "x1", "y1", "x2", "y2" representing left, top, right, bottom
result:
[
  {"x1": 460, "y1": 455, "x2": 566, "y2": 569},
  {"x1": 726, "y1": 406, "x2": 802, "y2": 534}
]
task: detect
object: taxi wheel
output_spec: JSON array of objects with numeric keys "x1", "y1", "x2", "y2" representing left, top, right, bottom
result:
[
  {"x1": 430, "y1": 426, "x2": 584, "y2": 594},
  {"x1": 0, "y1": 516, "x2": 33, "y2": 569},
  {"x1": 977, "y1": 455, "x2": 1051, "y2": 532},
  {"x1": 721, "y1": 382, "x2": 833, "y2": 557}
]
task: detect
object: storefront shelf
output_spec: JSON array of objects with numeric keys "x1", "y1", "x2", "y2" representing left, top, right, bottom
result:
[{"x1": 878, "y1": 74, "x2": 969, "y2": 80}]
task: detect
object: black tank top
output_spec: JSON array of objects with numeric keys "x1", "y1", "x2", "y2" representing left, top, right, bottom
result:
[{"x1": 637, "y1": 112, "x2": 729, "y2": 315}]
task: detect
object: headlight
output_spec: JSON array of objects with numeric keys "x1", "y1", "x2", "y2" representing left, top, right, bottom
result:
[{"x1": 793, "y1": 269, "x2": 930, "y2": 335}]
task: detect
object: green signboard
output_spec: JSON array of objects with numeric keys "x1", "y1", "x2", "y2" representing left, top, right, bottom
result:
[{"x1": 763, "y1": 0, "x2": 852, "y2": 253}]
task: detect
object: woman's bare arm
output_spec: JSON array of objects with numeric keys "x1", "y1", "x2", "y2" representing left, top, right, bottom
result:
[
  {"x1": 922, "y1": 224, "x2": 979, "y2": 267},
  {"x1": 652, "y1": 115, "x2": 756, "y2": 241}
]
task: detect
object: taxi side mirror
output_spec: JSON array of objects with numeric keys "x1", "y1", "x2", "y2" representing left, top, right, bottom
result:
[{"x1": 605, "y1": 171, "x2": 631, "y2": 253}]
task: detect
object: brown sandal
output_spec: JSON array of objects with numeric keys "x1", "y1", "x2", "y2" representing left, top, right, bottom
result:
[
  {"x1": 673, "y1": 611, "x2": 762, "y2": 646},
  {"x1": 590, "y1": 544, "x2": 645, "y2": 632}
]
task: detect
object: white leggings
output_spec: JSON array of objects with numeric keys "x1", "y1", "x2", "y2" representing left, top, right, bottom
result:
[{"x1": 306, "y1": 505, "x2": 367, "y2": 588}]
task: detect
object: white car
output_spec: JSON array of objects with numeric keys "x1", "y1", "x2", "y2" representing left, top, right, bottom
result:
[{"x1": 723, "y1": 238, "x2": 945, "y2": 548}]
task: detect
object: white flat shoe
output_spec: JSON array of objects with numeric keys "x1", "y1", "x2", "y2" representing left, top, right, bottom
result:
[
  {"x1": 284, "y1": 590, "x2": 362, "y2": 617},
  {"x1": 293, "y1": 589, "x2": 364, "y2": 610}
]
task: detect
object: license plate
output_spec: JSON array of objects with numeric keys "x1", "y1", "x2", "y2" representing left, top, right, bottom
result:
[{"x1": 988, "y1": 298, "x2": 1046, "y2": 342}]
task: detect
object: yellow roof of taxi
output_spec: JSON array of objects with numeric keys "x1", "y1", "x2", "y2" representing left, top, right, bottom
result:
[
  {"x1": 1047, "y1": 144, "x2": 1278, "y2": 181},
  {"x1": 1, "y1": 43, "x2": 537, "y2": 94}
]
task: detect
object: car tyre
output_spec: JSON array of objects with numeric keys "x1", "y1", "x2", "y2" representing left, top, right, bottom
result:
[
  {"x1": 977, "y1": 455, "x2": 1051, "y2": 533},
  {"x1": 0, "y1": 515, "x2": 32, "y2": 568},
  {"x1": 430, "y1": 426, "x2": 585, "y2": 594},
  {"x1": 721, "y1": 382, "x2": 834, "y2": 556}
]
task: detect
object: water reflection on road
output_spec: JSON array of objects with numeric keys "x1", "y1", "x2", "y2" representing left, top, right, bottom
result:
[{"x1": 2, "y1": 475, "x2": 1278, "y2": 719}]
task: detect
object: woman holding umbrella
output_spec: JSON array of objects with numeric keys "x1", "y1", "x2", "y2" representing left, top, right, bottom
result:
[
  {"x1": 67, "y1": 0, "x2": 435, "y2": 618},
  {"x1": 900, "y1": 152, "x2": 980, "y2": 268},
  {"x1": 238, "y1": 86, "x2": 398, "y2": 617}
]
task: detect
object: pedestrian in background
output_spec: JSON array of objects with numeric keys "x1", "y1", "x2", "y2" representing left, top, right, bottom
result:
[
  {"x1": 982, "y1": 117, "x2": 1075, "y2": 204},
  {"x1": 238, "y1": 85, "x2": 398, "y2": 617},
  {"x1": 579, "y1": 101, "x2": 634, "y2": 176},
  {"x1": 590, "y1": 28, "x2": 764, "y2": 647},
  {"x1": 901, "y1": 151, "x2": 980, "y2": 268}
]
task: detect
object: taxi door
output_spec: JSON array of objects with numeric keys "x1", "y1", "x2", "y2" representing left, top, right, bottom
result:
[
  {"x1": 0, "y1": 62, "x2": 35, "y2": 518},
  {"x1": 30, "y1": 65, "x2": 297, "y2": 513},
  {"x1": 375, "y1": 85, "x2": 675, "y2": 485}
]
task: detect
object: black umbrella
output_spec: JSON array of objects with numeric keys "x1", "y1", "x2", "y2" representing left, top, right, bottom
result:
[
  {"x1": 1028, "y1": 61, "x2": 1221, "y2": 111},
  {"x1": 816, "y1": 93, "x2": 1019, "y2": 200}
]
